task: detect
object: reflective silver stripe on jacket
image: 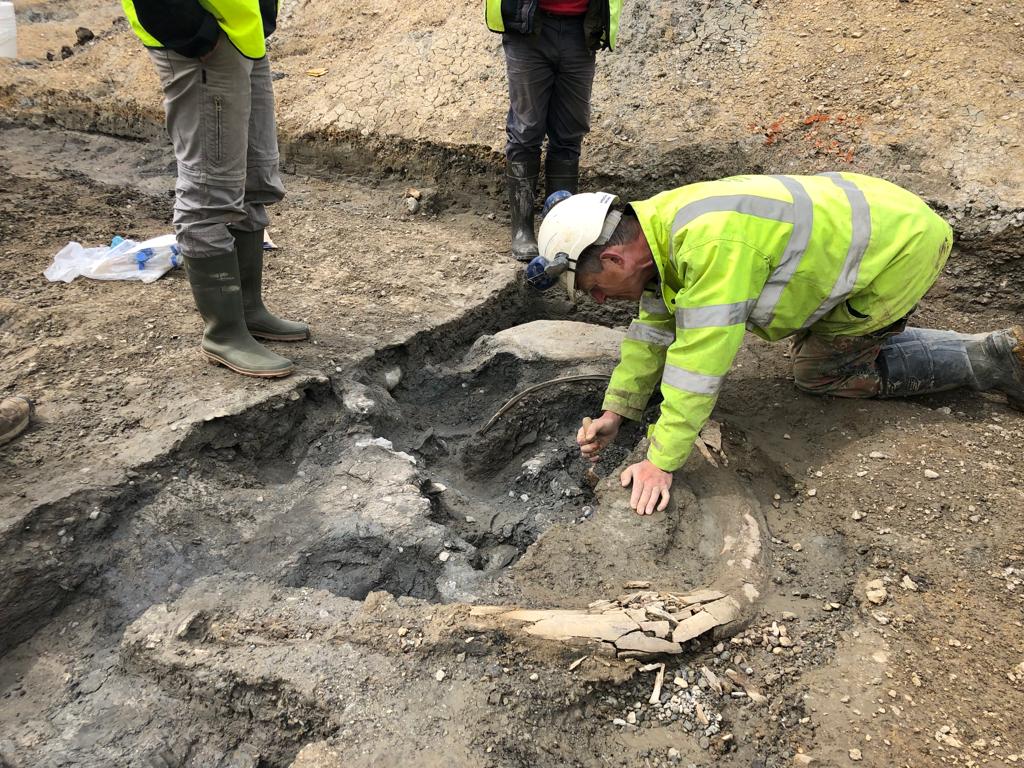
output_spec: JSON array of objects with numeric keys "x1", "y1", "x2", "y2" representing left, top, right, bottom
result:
[
  {"x1": 626, "y1": 320, "x2": 676, "y2": 347},
  {"x1": 670, "y1": 195, "x2": 795, "y2": 240},
  {"x1": 662, "y1": 364, "x2": 723, "y2": 396},
  {"x1": 640, "y1": 293, "x2": 670, "y2": 318},
  {"x1": 800, "y1": 172, "x2": 873, "y2": 328},
  {"x1": 747, "y1": 175, "x2": 815, "y2": 328},
  {"x1": 676, "y1": 299, "x2": 756, "y2": 329}
]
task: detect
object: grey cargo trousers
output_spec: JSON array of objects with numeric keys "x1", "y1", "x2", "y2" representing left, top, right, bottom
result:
[
  {"x1": 503, "y1": 13, "x2": 597, "y2": 163},
  {"x1": 149, "y1": 34, "x2": 285, "y2": 259}
]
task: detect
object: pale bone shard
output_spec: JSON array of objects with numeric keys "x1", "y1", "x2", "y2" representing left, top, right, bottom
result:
[
  {"x1": 523, "y1": 611, "x2": 641, "y2": 643},
  {"x1": 647, "y1": 663, "x2": 666, "y2": 705},
  {"x1": 639, "y1": 621, "x2": 671, "y2": 639},
  {"x1": 725, "y1": 668, "x2": 767, "y2": 704},
  {"x1": 671, "y1": 610, "x2": 720, "y2": 643},
  {"x1": 695, "y1": 700, "x2": 710, "y2": 726},
  {"x1": 701, "y1": 665, "x2": 723, "y2": 694},
  {"x1": 701, "y1": 596, "x2": 743, "y2": 626},
  {"x1": 614, "y1": 631, "x2": 683, "y2": 655},
  {"x1": 643, "y1": 605, "x2": 678, "y2": 625},
  {"x1": 676, "y1": 589, "x2": 727, "y2": 606},
  {"x1": 625, "y1": 608, "x2": 648, "y2": 624},
  {"x1": 499, "y1": 608, "x2": 590, "y2": 623}
]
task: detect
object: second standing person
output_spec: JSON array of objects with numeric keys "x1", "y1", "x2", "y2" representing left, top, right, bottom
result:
[{"x1": 486, "y1": 0, "x2": 624, "y2": 261}]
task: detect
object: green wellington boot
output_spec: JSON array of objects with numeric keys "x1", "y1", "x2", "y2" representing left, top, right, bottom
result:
[
  {"x1": 231, "y1": 228, "x2": 311, "y2": 342},
  {"x1": 184, "y1": 252, "x2": 294, "y2": 378}
]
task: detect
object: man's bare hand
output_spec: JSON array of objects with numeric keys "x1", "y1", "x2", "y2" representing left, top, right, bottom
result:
[
  {"x1": 620, "y1": 459, "x2": 672, "y2": 516},
  {"x1": 577, "y1": 411, "x2": 622, "y2": 463}
]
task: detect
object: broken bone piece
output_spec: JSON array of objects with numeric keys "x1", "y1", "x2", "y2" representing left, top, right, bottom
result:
[
  {"x1": 470, "y1": 586, "x2": 750, "y2": 658},
  {"x1": 671, "y1": 611, "x2": 720, "y2": 644},
  {"x1": 614, "y1": 631, "x2": 683, "y2": 656},
  {"x1": 624, "y1": 580, "x2": 651, "y2": 589},
  {"x1": 647, "y1": 663, "x2": 666, "y2": 705}
]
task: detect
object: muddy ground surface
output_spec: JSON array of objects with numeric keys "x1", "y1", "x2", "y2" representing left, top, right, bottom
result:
[
  {"x1": 1, "y1": 1, "x2": 1023, "y2": 765},
  {"x1": 1, "y1": 124, "x2": 1022, "y2": 768}
]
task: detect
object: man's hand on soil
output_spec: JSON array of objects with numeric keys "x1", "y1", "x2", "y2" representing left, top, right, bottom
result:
[
  {"x1": 620, "y1": 460, "x2": 672, "y2": 516},
  {"x1": 577, "y1": 411, "x2": 622, "y2": 463}
]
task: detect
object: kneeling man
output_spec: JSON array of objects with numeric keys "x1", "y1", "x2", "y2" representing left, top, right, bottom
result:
[{"x1": 529, "y1": 173, "x2": 1024, "y2": 515}]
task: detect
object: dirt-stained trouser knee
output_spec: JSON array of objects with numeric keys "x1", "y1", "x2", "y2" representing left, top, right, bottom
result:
[
  {"x1": 149, "y1": 34, "x2": 286, "y2": 258},
  {"x1": 790, "y1": 319, "x2": 910, "y2": 398}
]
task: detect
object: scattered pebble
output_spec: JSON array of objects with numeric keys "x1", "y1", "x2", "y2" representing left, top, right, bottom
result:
[
  {"x1": 434, "y1": 669, "x2": 446, "y2": 682},
  {"x1": 923, "y1": 469, "x2": 940, "y2": 479},
  {"x1": 849, "y1": 748, "x2": 863, "y2": 761}
]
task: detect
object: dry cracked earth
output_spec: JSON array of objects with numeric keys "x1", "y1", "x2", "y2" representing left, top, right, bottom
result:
[{"x1": 3, "y1": 2, "x2": 1024, "y2": 767}]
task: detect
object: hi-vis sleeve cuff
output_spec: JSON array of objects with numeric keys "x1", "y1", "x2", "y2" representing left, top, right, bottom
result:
[{"x1": 602, "y1": 387, "x2": 650, "y2": 422}]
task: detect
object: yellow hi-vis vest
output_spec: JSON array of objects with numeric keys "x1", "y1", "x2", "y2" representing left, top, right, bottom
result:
[
  {"x1": 486, "y1": 0, "x2": 623, "y2": 50},
  {"x1": 122, "y1": 0, "x2": 275, "y2": 60},
  {"x1": 603, "y1": 172, "x2": 953, "y2": 472}
]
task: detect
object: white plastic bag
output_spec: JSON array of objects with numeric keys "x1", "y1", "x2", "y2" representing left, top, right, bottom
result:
[
  {"x1": 44, "y1": 234, "x2": 182, "y2": 284},
  {"x1": 0, "y1": 2, "x2": 16, "y2": 60}
]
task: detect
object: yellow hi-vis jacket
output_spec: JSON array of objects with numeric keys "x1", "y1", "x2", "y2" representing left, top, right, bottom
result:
[
  {"x1": 603, "y1": 172, "x2": 953, "y2": 472},
  {"x1": 122, "y1": 0, "x2": 278, "y2": 60}
]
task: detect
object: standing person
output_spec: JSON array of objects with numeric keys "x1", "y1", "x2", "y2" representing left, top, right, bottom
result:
[
  {"x1": 121, "y1": 0, "x2": 309, "y2": 378},
  {"x1": 528, "y1": 174, "x2": 1024, "y2": 514},
  {"x1": 486, "y1": 0, "x2": 623, "y2": 261}
]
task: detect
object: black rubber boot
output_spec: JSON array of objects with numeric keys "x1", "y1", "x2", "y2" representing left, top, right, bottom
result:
[
  {"x1": 184, "y1": 252, "x2": 294, "y2": 378},
  {"x1": 507, "y1": 158, "x2": 540, "y2": 262},
  {"x1": 545, "y1": 156, "x2": 580, "y2": 199},
  {"x1": 878, "y1": 326, "x2": 1024, "y2": 409},
  {"x1": 231, "y1": 228, "x2": 311, "y2": 342}
]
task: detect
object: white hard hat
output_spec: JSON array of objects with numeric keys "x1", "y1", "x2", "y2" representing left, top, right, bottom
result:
[{"x1": 536, "y1": 192, "x2": 621, "y2": 300}]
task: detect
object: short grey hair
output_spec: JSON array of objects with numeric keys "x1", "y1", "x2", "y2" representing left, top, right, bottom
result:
[{"x1": 577, "y1": 213, "x2": 644, "y2": 274}]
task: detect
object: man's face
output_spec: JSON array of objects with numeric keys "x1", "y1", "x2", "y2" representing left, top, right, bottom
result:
[{"x1": 574, "y1": 242, "x2": 652, "y2": 304}]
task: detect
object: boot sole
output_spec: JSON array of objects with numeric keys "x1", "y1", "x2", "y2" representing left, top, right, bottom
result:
[
  {"x1": 249, "y1": 330, "x2": 310, "y2": 342},
  {"x1": 203, "y1": 351, "x2": 294, "y2": 378}
]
